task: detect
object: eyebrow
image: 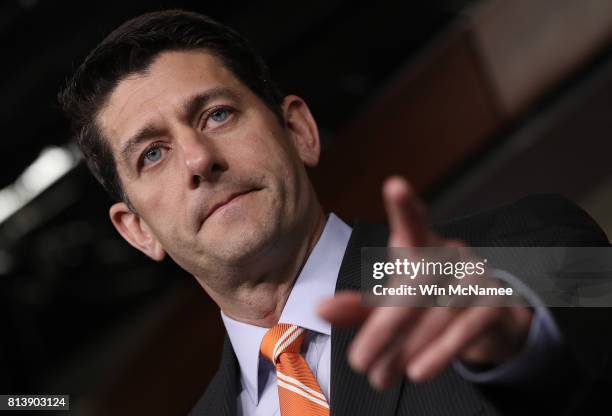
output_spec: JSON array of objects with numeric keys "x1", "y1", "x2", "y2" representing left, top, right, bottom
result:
[{"x1": 118, "y1": 86, "x2": 242, "y2": 168}]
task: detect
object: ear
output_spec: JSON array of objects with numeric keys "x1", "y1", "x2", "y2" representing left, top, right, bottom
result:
[
  {"x1": 109, "y1": 202, "x2": 166, "y2": 261},
  {"x1": 282, "y1": 95, "x2": 321, "y2": 167}
]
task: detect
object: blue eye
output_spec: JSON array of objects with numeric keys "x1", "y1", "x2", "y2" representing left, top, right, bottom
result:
[
  {"x1": 210, "y1": 108, "x2": 229, "y2": 123},
  {"x1": 144, "y1": 146, "x2": 162, "y2": 163}
]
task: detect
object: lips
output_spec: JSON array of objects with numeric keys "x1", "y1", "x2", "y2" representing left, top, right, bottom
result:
[{"x1": 204, "y1": 189, "x2": 255, "y2": 221}]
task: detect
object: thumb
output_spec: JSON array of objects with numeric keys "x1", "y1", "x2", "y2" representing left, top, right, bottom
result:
[{"x1": 317, "y1": 291, "x2": 372, "y2": 328}]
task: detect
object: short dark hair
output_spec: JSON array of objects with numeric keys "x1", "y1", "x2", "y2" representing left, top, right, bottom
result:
[{"x1": 58, "y1": 9, "x2": 284, "y2": 204}]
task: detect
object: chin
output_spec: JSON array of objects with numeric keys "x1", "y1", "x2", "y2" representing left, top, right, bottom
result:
[{"x1": 205, "y1": 210, "x2": 281, "y2": 263}]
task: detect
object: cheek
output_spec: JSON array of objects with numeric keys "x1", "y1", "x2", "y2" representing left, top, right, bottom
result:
[
  {"x1": 130, "y1": 180, "x2": 187, "y2": 237},
  {"x1": 133, "y1": 174, "x2": 176, "y2": 210},
  {"x1": 240, "y1": 125, "x2": 300, "y2": 176}
]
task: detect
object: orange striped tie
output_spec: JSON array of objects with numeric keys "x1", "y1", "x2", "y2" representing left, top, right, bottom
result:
[{"x1": 260, "y1": 323, "x2": 330, "y2": 415}]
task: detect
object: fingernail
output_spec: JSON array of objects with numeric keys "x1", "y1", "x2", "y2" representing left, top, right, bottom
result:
[
  {"x1": 370, "y1": 368, "x2": 395, "y2": 390},
  {"x1": 349, "y1": 355, "x2": 363, "y2": 373},
  {"x1": 407, "y1": 365, "x2": 424, "y2": 382},
  {"x1": 369, "y1": 374, "x2": 387, "y2": 391},
  {"x1": 348, "y1": 347, "x2": 365, "y2": 373}
]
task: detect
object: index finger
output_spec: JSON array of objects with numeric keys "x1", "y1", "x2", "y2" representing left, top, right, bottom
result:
[{"x1": 383, "y1": 176, "x2": 429, "y2": 247}]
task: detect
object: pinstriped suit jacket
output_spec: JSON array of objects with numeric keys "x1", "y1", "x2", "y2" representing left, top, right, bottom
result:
[{"x1": 189, "y1": 195, "x2": 612, "y2": 415}]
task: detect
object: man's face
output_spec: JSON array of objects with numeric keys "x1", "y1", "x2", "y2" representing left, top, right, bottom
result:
[{"x1": 97, "y1": 50, "x2": 320, "y2": 285}]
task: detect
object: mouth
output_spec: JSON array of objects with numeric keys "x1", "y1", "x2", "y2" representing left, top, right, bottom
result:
[{"x1": 204, "y1": 189, "x2": 258, "y2": 221}]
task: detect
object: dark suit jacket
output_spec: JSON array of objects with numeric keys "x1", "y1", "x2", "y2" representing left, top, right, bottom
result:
[{"x1": 189, "y1": 194, "x2": 612, "y2": 415}]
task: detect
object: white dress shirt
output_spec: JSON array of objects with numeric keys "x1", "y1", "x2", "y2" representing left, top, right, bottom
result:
[{"x1": 221, "y1": 214, "x2": 561, "y2": 415}]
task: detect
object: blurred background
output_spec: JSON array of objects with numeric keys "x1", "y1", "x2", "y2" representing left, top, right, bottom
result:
[{"x1": 2, "y1": 0, "x2": 612, "y2": 414}]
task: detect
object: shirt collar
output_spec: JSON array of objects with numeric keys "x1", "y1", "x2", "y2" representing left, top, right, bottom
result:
[{"x1": 220, "y1": 213, "x2": 352, "y2": 405}]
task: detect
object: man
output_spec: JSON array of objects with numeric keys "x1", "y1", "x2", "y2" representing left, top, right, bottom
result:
[{"x1": 58, "y1": 10, "x2": 611, "y2": 415}]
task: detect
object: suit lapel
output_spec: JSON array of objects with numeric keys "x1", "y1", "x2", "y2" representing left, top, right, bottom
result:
[
  {"x1": 217, "y1": 337, "x2": 239, "y2": 416},
  {"x1": 331, "y1": 221, "x2": 403, "y2": 416},
  {"x1": 191, "y1": 337, "x2": 239, "y2": 416}
]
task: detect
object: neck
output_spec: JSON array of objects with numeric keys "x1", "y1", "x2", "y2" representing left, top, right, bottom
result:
[{"x1": 212, "y1": 206, "x2": 327, "y2": 327}]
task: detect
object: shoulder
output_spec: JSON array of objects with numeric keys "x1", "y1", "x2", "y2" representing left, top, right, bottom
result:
[
  {"x1": 187, "y1": 337, "x2": 238, "y2": 416},
  {"x1": 188, "y1": 370, "x2": 226, "y2": 416},
  {"x1": 433, "y1": 194, "x2": 609, "y2": 246}
]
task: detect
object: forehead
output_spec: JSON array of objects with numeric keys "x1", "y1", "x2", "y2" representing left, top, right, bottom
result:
[{"x1": 96, "y1": 49, "x2": 244, "y2": 151}]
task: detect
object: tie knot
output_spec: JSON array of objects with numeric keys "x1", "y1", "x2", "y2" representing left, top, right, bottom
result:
[{"x1": 260, "y1": 324, "x2": 306, "y2": 364}]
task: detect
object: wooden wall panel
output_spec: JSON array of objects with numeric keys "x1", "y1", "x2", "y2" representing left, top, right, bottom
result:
[
  {"x1": 471, "y1": 0, "x2": 612, "y2": 115},
  {"x1": 311, "y1": 32, "x2": 502, "y2": 222}
]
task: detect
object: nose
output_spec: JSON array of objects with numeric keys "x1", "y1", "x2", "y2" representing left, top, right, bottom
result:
[{"x1": 178, "y1": 130, "x2": 226, "y2": 187}]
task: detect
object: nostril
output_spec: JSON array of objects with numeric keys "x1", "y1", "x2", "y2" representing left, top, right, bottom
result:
[
  {"x1": 192, "y1": 174, "x2": 202, "y2": 187},
  {"x1": 188, "y1": 161, "x2": 224, "y2": 187}
]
